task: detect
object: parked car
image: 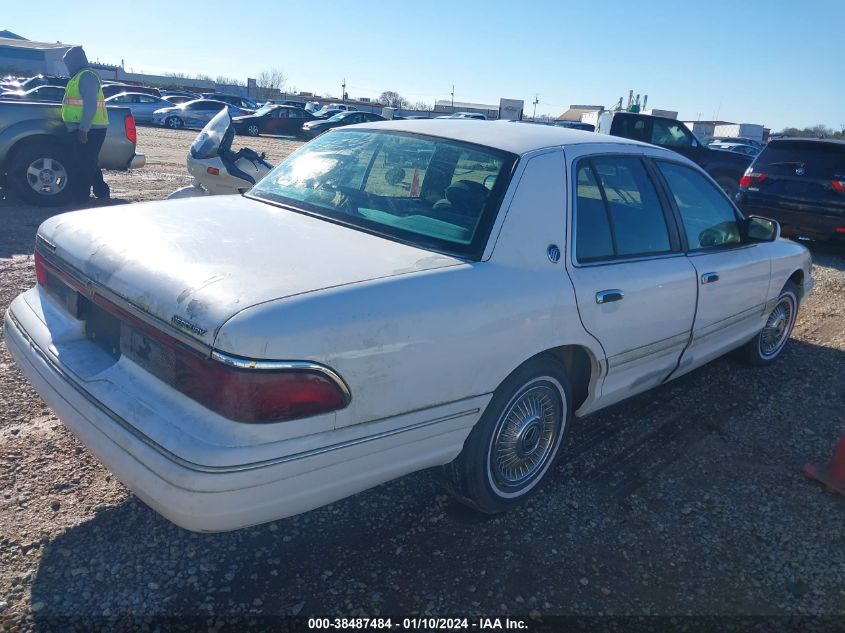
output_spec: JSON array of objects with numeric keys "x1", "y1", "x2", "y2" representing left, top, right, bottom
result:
[
  {"x1": 101, "y1": 83, "x2": 161, "y2": 99},
  {"x1": 736, "y1": 138, "x2": 845, "y2": 241},
  {"x1": 451, "y1": 111, "x2": 487, "y2": 120},
  {"x1": 598, "y1": 111, "x2": 752, "y2": 196},
  {"x1": 709, "y1": 142, "x2": 761, "y2": 157},
  {"x1": 1, "y1": 74, "x2": 68, "y2": 92},
  {"x1": 160, "y1": 95, "x2": 192, "y2": 105},
  {"x1": 232, "y1": 104, "x2": 315, "y2": 137},
  {"x1": 312, "y1": 108, "x2": 345, "y2": 120},
  {"x1": 0, "y1": 100, "x2": 144, "y2": 205},
  {"x1": 554, "y1": 120, "x2": 595, "y2": 131},
  {"x1": 104, "y1": 92, "x2": 175, "y2": 123},
  {"x1": 276, "y1": 100, "x2": 306, "y2": 108},
  {"x1": 326, "y1": 103, "x2": 357, "y2": 111},
  {"x1": 301, "y1": 110, "x2": 385, "y2": 138},
  {"x1": 208, "y1": 93, "x2": 258, "y2": 111},
  {"x1": 0, "y1": 85, "x2": 66, "y2": 102},
  {"x1": 4, "y1": 120, "x2": 812, "y2": 531},
  {"x1": 709, "y1": 136, "x2": 764, "y2": 150},
  {"x1": 151, "y1": 99, "x2": 247, "y2": 129},
  {"x1": 160, "y1": 89, "x2": 202, "y2": 101}
]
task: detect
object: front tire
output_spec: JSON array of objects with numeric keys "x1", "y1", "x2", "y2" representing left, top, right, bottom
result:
[
  {"x1": 736, "y1": 281, "x2": 799, "y2": 366},
  {"x1": 166, "y1": 116, "x2": 183, "y2": 130},
  {"x1": 246, "y1": 124, "x2": 260, "y2": 137},
  {"x1": 442, "y1": 356, "x2": 571, "y2": 514}
]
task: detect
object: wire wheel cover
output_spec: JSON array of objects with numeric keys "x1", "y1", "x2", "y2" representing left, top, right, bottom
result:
[
  {"x1": 760, "y1": 296, "x2": 794, "y2": 358},
  {"x1": 491, "y1": 384, "x2": 560, "y2": 490}
]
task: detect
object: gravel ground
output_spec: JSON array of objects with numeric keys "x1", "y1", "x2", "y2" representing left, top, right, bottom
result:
[{"x1": 1, "y1": 127, "x2": 844, "y2": 629}]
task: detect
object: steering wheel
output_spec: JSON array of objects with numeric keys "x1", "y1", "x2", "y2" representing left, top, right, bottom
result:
[
  {"x1": 315, "y1": 181, "x2": 359, "y2": 215},
  {"x1": 699, "y1": 227, "x2": 724, "y2": 248}
]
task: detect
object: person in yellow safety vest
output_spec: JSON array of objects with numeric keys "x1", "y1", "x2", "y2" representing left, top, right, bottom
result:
[{"x1": 61, "y1": 46, "x2": 110, "y2": 201}]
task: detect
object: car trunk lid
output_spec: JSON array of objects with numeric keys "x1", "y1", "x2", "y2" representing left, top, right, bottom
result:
[{"x1": 37, "y1": 195, "x2": 462, "y2": 348}]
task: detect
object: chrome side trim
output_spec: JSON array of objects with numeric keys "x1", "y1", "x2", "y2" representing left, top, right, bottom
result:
[
  {"x1": 692, "y1": 302, "x2": 767, "y2": 344},
  {"x1": 8, "y1": 309, "x2": 477, "y2": 475},
  {"x1": 607, "y1": 331, "x2": 690, "y2": 370},
  {"x1": 210, "y1": 350, "x2": 352, "y2": 402}
]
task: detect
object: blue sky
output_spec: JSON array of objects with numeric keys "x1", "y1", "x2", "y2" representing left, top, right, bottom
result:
[{"x1": 7, "y1": 0, "x2": 842, "y2": 130}]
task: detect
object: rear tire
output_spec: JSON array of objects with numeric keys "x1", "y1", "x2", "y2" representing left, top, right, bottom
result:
[
  {"x1": 9, "y1": 141, "x2": 75, "y2": 206},
  {"x1": 166, "y1": 116, "x2": 183, "y2": 130},
  {"x1": 441, "y1": 355, "x2": 571, "y2": 514},
  {"x1": 736, "y1": 281, "x2": 799, "y2": 366}
]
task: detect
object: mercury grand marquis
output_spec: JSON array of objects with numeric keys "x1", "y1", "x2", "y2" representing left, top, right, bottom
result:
[{"x1": 5, "y1": 120, "x2": 813, "y2": 531}]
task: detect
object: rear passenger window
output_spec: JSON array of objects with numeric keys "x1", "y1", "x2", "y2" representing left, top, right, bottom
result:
[
  {"x1": 657, "y1": 162, "x2": 741, "y2": 249},
  {"x1": 574, "y1": 156, "x2": 671, "y2": 262}
]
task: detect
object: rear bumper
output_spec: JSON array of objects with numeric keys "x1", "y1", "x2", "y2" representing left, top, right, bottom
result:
[
  {"x1": 4, "y1": 292, "x2": 482, "y2": 532},
  {"x1": 740, "y1": 204, "x2": 845, "y2": 240},
  {"x1": 129, "y1": 152, "x2": 146, "y2": 169}
]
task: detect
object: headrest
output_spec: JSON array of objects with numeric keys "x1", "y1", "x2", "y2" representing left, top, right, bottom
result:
[{"x1": 445, "y1": 180, "x2": 488, "y2": 210}]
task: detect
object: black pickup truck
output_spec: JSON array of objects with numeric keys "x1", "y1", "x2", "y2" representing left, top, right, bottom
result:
[{"x1": 597, "y1": 112, "x2": 752, "y2": 196}]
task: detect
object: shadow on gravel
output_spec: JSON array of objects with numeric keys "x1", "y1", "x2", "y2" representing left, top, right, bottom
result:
[
  {"x1": 0, "y1": 197, "x2": 131, "y2": 260},
  {"x1": 29, "y1": 340, "x2": 845, "y2": 623},
  {"x1": 802, "y1": 239, "x2": 845, "y2": 272}
]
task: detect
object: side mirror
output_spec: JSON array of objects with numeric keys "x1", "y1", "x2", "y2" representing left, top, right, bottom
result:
[
  {"x1": 691, "y1": 139, "x2": 699, "y2": 148},
  {"x1": 745, "y1": 216, "x2": 780, "y2": 242}
]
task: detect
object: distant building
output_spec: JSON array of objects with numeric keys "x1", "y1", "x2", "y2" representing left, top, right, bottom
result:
[
  {"x1": 434, "y1": 99, "x2": 499, "y2": 118},
  {"x1": 0, "y1": 36, "x2": 74, "y2": 76},
  {"x1": 683, "y1": 120, "x2": 734, "y2": 140}
]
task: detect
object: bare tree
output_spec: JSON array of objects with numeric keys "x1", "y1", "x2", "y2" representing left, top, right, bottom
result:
[
  {"x1": 379, "y1": 91, "x2": 409, "y2": 109},
  {"x1": 410, "y1": 100, "x2": 430, "y2": 111},
  {"x1": 257, "y1": 68, "x2": 287, "y2": 92},
  {"x1": 215, "y1": 75, "x2": 244, "y2": 87}
]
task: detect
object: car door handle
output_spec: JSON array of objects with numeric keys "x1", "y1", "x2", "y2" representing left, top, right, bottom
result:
[
  {"x1": 596, "y1": 289, "x2": 624, "y2": 304},
  {"x1": 701, "y1": 272, "x2": 720, "y2": 284}
]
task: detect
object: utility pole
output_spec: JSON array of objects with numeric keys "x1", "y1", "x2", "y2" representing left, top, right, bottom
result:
[
  {"x1": 451, "y1": 85, "x2": 454, "y2": 112},
  {"x1": 341, "y1": 78, "x2": 347, "y2": 102},
  {"x1": 532, "y1": 94, "x2": 539, "y2": 120}
]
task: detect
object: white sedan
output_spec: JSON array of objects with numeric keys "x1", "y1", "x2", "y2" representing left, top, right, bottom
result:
[{"x1": 5, "y1": 120, "x2": 813, "y2": 532}]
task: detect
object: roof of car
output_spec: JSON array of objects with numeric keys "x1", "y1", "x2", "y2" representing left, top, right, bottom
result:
[
  {"x1": 105, "y1": 92, "x2": 161, "y2": 98},
  {"x1": 352, "y1": 119, "x2": 650, "y2": 155},
  {"x1": 769, "y1": 137, "x2": 845, "y2": 146}
]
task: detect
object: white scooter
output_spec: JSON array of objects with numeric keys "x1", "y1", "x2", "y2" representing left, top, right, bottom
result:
[{"x1": 168, "y1": 108, "x2": 273, "y2": 199}]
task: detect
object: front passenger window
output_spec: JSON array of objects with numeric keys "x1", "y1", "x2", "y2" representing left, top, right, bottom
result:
[{"x1": 657, "y1": 162, "x2": 741, "y2": 249}]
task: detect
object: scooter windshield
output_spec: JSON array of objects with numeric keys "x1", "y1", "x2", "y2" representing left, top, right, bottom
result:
[{"x1": 191, "y1": 108, "x2": 231, "y2": 159}]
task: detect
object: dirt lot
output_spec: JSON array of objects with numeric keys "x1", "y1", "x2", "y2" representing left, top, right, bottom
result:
[{"x1": 1, "y1": 126, "x2": 844, "y2": 628}]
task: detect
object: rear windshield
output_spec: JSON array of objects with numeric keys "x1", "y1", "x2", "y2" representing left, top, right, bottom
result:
[
  {"x1": 755, "y1": 141, "x2": 845, "y2": 179},
  {"x1": 249, "y1": 129, "x2": 517, "y2": 259}
]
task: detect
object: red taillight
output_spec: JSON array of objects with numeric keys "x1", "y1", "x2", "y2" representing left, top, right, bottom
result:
[
  {"x1": 207, "y1": 167, "x2": 220, "y2": 175},
  {"x1": 739, "y1": 169, "x2": 768, "y2": 188},
  {"x1": 177, "y1": 353, "x2": 349, "y2": 422},
  {"x1": 33, "y1": 250, "x2": 47, "y2": 285},
  {"x1": 124, "y1": 113, "x2": 137, "y2": 144},
  {"x1": 35, "y1": 249, "x2": 350, "y2": 423},
  {"x1": 832, "y1": 180, "x2": 845, "y2": 193},
  {"x1": 835, "y1": 227, "x2": 845, "y2": 234}
]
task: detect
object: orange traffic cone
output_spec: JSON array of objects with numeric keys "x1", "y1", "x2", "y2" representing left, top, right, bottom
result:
[
  {"x1": 410, "y1": 168, "x2": 420, "y2": 197},
  {"x1": 805, "y1": 434, "x2": 845, "y2": 496}
]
